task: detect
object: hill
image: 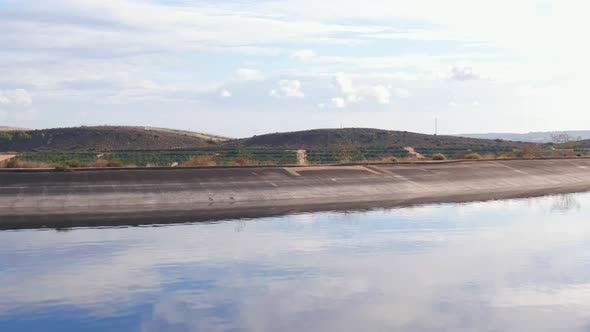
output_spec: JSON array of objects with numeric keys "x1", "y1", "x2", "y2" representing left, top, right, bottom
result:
[
  {"x1": 229, "y1": 128, "x2": 529, "y2": 163},
  {"x1": 0, "y1": 126, "x2": 226, "y2": 152},
  {"x1": 233, "y1": 128, "x2": 527, "y2": 150},
  {"x1": 458, "y1": 131, "x2": 590, "y2": 143}
]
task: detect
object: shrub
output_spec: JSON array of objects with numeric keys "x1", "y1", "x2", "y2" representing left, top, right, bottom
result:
[
  {"x1": 521, "y1": 144, "x2": 542, "y2": 158},
  {"x1": 0, "y1": 132, "x2": 13, "y2": 141},
  {"x1": 389, "y1": 156, "x2": 398, "y2": 162},
  {"x1": 54, "y1": 165, "x2": 72, "y2": 172},
  {"x1": 90, "y1": 159, "x2": 109, "y2": 167},
  {"x1": 497, "y1": 151, "x2": 517, "y2": 159},
  {"x1": 465, "y1": 153, "x2": 482, "y2": 160},
  {"x1": 432, "y1": 153, "x2": 447, "y2": 160},
  {"x1": 182, "y1": 155, "x2": 217, "y2": 167},
  {"x1": 106, "y1": 160, "x2": 123, "y2": 167},
  {"x1": 17, "y1": 131, "x2": 32, "y2": 140},
  {"x1": 482, "y1": 153, "x2": 496, "y2": 160},
  {"x1": 2, "y1": 159, "x2": 17, "y2": 168},
  {"x1": 2, "y1": 159, "x2": 50, "y2": 168},
  {"x1": 455, "y1": 151, "x2": 467, "y2": 159},
  {"x1": 63, "y1": 160, "x2": 83, "y2": 168},
  {"x1": 229, "y1": 156, "x2": 250, "y2": 166}
]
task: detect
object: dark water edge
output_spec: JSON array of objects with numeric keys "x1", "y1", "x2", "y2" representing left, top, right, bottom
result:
[{"x1": 1, "y1": 192, "x2": 590, "y2": 331}]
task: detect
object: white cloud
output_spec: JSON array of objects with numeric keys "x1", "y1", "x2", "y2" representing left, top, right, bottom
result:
[
  {"x1": 322, "y1": 74, "x2": 407, "y2": 107},
  {"x1": 269, "y1": 80, "x2": 304, "y2": 98},
  {"x1": 449, "y1": 66, "x2": 479, "y2": 81},
  {"x1": 219, "y1": 89, "x2": 232, "y2": 98},
  {"x1": 0, "y1": 95, "x2": 9, "y2": 106},
  {"x1": 370, "y1": 85, "x2": 391, "y2": 104},
  {"x1": 236, "y1": 68, "x2": 263, "y2": 81},
  {"x1": 393, "y1": 87, "x2": 411, "y2": 98},
  {"x1": 332, "y1": 73, "x2": 355, "y2": 95},
  {"x1": 291, "y1": 49, "x2": 317, "y2": 62},
  {"x1": 331, "y1": 97, "x2": 347, "y2": 108},
  {"x1": 0, "y1": 89, "x2": 32, "y2": 108}
]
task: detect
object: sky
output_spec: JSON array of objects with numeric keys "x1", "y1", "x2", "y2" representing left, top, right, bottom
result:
[{"x1": 0, "y1": 0, "x2": 589, "y2": 138}]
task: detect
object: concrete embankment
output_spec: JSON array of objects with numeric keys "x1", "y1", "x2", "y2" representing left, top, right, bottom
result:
[{"x1": 1, "y1": 159, "x2": 590, "y2": 229}]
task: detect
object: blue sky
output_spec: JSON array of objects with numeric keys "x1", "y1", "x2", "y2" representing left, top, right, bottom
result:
[{"x1": 0, "y1": 0, "x2": 589, "y2": 137}]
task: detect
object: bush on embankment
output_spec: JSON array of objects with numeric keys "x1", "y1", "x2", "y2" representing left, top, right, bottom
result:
[
  {"x1": 432, "y1": 153, "x2": 447, "y2": 161},
  {"x1": 1, "y1": 159, "x2": 50, "y2": 168}
]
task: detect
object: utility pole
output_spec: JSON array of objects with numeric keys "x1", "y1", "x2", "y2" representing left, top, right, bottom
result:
[{"x1": 435, "y1": 117, "x2": 438, "y2": 136}]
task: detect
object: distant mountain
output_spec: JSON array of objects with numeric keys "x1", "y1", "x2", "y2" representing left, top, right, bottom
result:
[
  {"x1": 458, "y1": 131, "x2": 590, "y2": 143},
  {"x1": 0, "y1": 126, "x2": 229, "y2": 152}
]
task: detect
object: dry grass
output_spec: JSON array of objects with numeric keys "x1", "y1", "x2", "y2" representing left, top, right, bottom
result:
[
  {"x1": 106, "y1": 160, "x2": 123, "y2": 167},
  {"x1": 496, "y1": 152, "x2": 517, "y2": 159},
  {"x1": 481, "y1": 153, "x2": 496, "y2": 160},
  {"x1": 90, "y1": 159, "x2": 109, "y2": 167},
  {"x1": 181, "y1": 155, "x2": 217, "y2": 167},
  {"x1": 401, "y1": 156, "x2": 426, "y2": 162},
  {"x1": 432, "y1": 153, "x2": 447, "y2": 161},
  {"x1": 256, "y1": 160, "x2": 278, "y2": 166},
  {"x1": 386, "y1": 156, "x2": 399, "y2": 162},
  {"x1": 1, "y1": 159, "x2": 51, "y2": 168},
  {"x1": 465, "y1": 153, "x2": 482, "y2": 160}
]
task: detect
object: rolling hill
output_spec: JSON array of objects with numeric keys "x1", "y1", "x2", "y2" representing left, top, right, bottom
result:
[
  {"x1": 233, "y1": 128, "x2": 527, "y2": 150},
  {"x1": 229, "y1": 128, "x2": 529, "y2": 163},
  {"x1": 0, "y1": 126, "x2": 227, "y2": 152},
  {"x1": 2, "y1": 126, "x2": 540, "y2": 166}
]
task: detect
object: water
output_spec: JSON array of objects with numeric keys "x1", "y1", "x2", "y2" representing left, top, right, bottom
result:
[{"x1": 1, "y1": 193, "x2": 590, "y2": 331}]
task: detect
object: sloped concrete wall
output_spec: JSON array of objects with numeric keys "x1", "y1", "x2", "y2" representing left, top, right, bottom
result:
[{"x1": 1, "y1": 159, "x2": 590, "y2": 229}]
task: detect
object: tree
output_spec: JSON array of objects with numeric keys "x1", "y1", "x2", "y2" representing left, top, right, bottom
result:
[
  {"x1": 551, "y1": 132, "x2": 579, "y2": 149},
  {"x1": 550, "y1": 132, "x2": 572, "y2": 144}
]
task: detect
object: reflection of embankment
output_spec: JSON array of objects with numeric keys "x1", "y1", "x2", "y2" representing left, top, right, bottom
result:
[
  {"x1": 1, "y1": 159, "x2": 590, "y2": 229},
  {"x1": 551, "y1": 194, "x2": 582, "y2": 212}
]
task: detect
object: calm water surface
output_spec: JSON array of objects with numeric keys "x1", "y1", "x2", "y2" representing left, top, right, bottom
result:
[{"x1": 2, "y1": 193, "x2": 590, "y2": 331}]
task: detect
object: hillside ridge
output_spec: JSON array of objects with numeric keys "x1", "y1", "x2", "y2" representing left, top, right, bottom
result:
[{"x1": 0, "y1": 126, "x2": 222, "y2": 152}]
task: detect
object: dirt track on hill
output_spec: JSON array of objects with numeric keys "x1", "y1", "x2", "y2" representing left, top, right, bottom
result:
[{"x1": 0, "y1": 154, "x2": 16, "y2": 162}]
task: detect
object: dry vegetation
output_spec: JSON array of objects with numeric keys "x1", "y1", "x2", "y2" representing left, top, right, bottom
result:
[
  {"x1": 432, "y1": 153, "x2": 447, "y2": 161},
  {"x1": 1, "y1": 159, "x2": 51, "y2": 169},
  {"x1": 181, "y1": 155, "x2": 217, "y2": 167},
  {"x1": 465, "y1": 153, "x2": 482, "y2": 160}
]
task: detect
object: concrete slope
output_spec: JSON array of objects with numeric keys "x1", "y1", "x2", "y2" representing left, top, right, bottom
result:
[{"x1": 1, "y1": 159, "x2": 590, "y2": 229}]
